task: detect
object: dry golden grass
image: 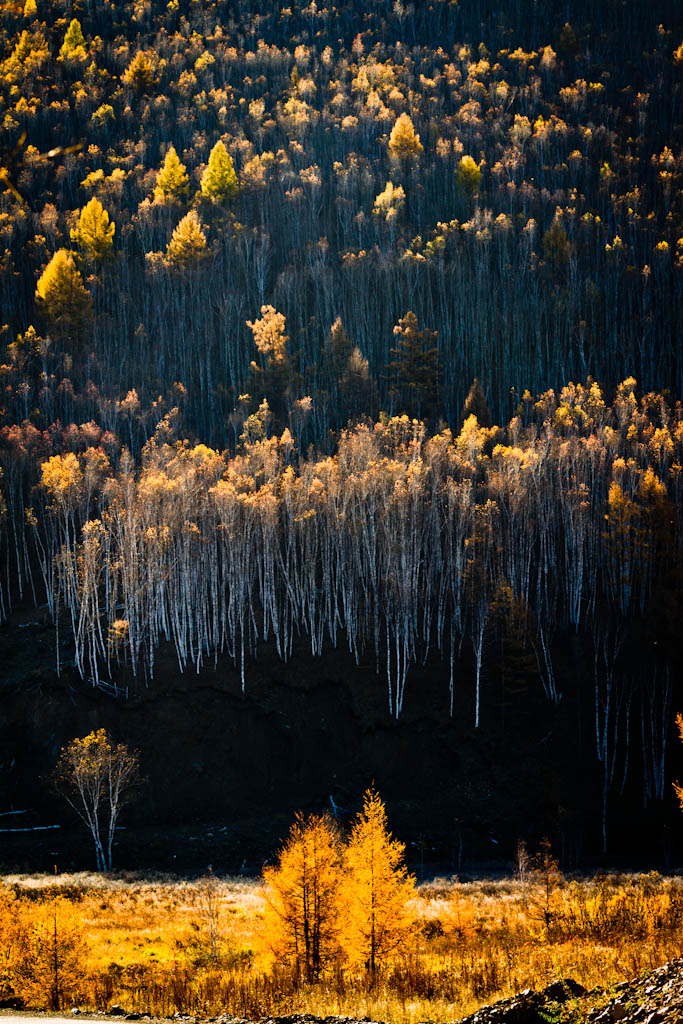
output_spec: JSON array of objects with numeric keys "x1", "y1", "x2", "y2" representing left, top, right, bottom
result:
[{"x1": 2, "y1": 870, "x2": 682, "y2": 1022}]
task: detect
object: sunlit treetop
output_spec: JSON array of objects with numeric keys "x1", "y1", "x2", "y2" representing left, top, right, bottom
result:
[
  {"x1": 200, "y1": 140, "x2": 239, "y2": 204},
  {"x1": 153, "y1": 146, "x2": 190, "y2": 203},
  {"x1": 70, "y1": 197, "x2": 115, "y2": 264},
  {"x1": 58, "y1": 19, "x2": 88, "y2": 64},
  {"x1": 388, "y1": 113, "x2": 423, "y2": 160}
]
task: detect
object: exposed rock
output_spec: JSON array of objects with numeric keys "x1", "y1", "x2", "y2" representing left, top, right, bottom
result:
[{"x1": 585, "y1": 957, "x2": 683, "y2": 1023}]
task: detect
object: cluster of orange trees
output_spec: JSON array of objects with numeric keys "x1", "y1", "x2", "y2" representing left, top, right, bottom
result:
[{"x1": 263, "y1": 789, "x2": 414, "y2": 981}]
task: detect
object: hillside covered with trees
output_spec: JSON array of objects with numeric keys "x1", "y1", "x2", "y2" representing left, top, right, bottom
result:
[{"x1": 0, "y1": 0, "x2": 683, "y2": 865}]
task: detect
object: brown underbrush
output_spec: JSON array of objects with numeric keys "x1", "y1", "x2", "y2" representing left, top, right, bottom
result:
[{"x1": 1, "y1": 871, "x2": 681, "y2": 1022}]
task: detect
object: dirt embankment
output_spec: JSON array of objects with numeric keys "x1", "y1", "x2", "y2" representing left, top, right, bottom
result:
[{"x1": 1, "y1": 602, "x2": 682, "y2": 873}]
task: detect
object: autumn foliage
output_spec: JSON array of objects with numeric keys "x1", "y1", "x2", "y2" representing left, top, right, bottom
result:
[
  {"x1": 1, "y1": 864, "x2": 683, "y2": 1020},
  {"x1": 263, "y1": 812, "x2": 342, "y2": 980},
  {"x1": 263, "y1": 791, "x2": 414, "y2": 980}
]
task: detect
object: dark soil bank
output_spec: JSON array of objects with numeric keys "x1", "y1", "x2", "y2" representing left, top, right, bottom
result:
[{"x1": 1, "y1": 602, "x2": 682, "y2": 874}]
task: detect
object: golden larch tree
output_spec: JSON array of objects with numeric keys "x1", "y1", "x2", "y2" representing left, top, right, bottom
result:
[
  {"x1": 388, "y1": 112, "x2": 423, "y2": 160},
  {"x1": 154, "y1": 145, "x2": 190, "y2": 202},
  {"x1": 35, "y1": 250, "x2": 92, "y2": 343},
  {"x1": 58, "y1": 18, "x2": 87, "y2": 64},
  {"x1": 454, "y1": 155, "x2": 481, "y2": 198},
  {"x1": 70, "y1": 197, "x2": 115, "y2": 264},
  {"x1": 262, "y1": 812, "x2": 342, "y2": 980},
  {"x1": 340, "y1": 788, "x2": 415, "y2": 976},
  {"x1": 165, "y1": 210, "x2": 208, "y2": 268},
  {"x1": 14, "y1": 897, "x2": 86, "y2": 1010},
  {"x1": 200, "y1": 140, "x2": 239, "y2": 204}
]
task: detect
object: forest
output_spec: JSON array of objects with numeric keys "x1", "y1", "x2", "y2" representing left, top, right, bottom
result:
[{"x1": 0, "y1": 0, "x2": 682, "y2": 867}]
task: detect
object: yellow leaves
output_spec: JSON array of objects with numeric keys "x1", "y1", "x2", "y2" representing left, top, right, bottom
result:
[
  {"x1": 70, "y1": 197, "x2": 115, "y2": 263},
  {"x1": 41, "y1": 452, "x2": 83, "y2": 504},
  {"x1": 340, "y1": 789, "x2": 415, "y2": 974},
  {"x1": 108, "y1": 618, "x2": 130, "y2": 648},
  {"x1": 455, "y1": 414, "x2": 489, "y2": 463},
  {"x1": 58, "y1": 19, "x2": 88, "y2": 65},
  {"x1": 247, "y1": 305, "x2": 288, "y2": 364},
  {"x1": 373, "y1": 180, "x2": 405, "y2": 222},
  {"x1": 260, "y1": 790, "x2": 414, "y2": 979},
  {"x1": 262, "y1": 812, "x2": 342, "y2": 979},
  {"x1": 122, "y1": 50, "x2": 159, "y2": 92},
  {"x1": 9, "y1": 896, "x2": 87, "y2": 1010},
  {"x1": 165, "y1": 211, "x2": 208, "y2": 268},
  {"x1": 388, "y1": 112, "x2": 423, "y2": 160},
  {"x1": 35, "y1": 250, "x2": 92, "y2": 338},
  {"x1": 454, "y1": 155, "x2": 482, "y2": 197},
  {"x1": 200, "y1": 140, "x2": 238, "y2": 204},
  {"x1": 153, "y1": 146, "x2": 189, "y2": 203}
]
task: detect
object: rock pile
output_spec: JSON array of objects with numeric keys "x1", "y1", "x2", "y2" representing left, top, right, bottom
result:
[
  {"x1": 586, "y1": 957, "x2": 683, "y2": 1023},
  {"x1": 454, "y1": 977, "x2": 586, "y2": 1023}
]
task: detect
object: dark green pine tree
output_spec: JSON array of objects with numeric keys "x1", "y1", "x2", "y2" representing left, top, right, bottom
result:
[
  {"x1": 384, "y1": 311, "x2": 439, "y2": 420},
  {"x1": 462, "y1": 377, "x2": 492, "y2": 426}
]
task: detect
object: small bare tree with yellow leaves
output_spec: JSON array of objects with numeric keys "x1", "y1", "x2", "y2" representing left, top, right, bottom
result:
[{"x1": 53, "y1": 729, "x2": 140, "y2": 872}]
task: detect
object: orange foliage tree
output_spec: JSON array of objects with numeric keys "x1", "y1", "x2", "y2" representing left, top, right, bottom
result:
[
  {"x1": 340, "y1": 789, "x2": 415, "y2": 977},
  {"x1": 14, "y1": 896, "x2": 86, "y2": 1010},
  {"x1": 262, "y1": 812, "x2": 342, "y2": 981}
]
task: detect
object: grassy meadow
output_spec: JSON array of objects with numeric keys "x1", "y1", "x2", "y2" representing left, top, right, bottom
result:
[{"x1": 1, "y1": 870, "x2": 682, "y2": 1021}]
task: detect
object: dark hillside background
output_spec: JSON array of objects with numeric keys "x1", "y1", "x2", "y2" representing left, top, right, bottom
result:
[{"x1": 2, "y1": 605, "x2": 682, "y2": 873}]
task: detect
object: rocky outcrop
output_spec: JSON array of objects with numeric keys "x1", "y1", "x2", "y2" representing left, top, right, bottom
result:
[
  {"x1": 586, "y1": 957, "x2": 683, "y2": 1023},
  {"x1": 454, "y1": 958, "x2": 683, "y2": 1024},
  {"x1": 455, "y1": 977, "x2": 586, "y2": 1023}
]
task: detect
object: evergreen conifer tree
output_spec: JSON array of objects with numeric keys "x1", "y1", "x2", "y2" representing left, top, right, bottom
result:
[{"x1": 385, "y1": 310, "x2": 439, "y2": 419}]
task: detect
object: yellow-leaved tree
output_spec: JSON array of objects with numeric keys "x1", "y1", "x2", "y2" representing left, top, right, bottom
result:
[
  {"x1": 388, "y1": 112, "x2": 423, "y2": 161},
  {"x1": 454, "y1": 155, "x2": 481, "y2": 199},
  {"x1": 154, "y1": 145, "x2": 190, "y2": 203},
  {"x1": 58, "y1": 18, "x2": 87, "y2": 64},
  {"x1": 340, "y1": 789, "x2": 415, "y2": 976},
  {"x1": 70, "y1": 197, "x2": 115, "y2": 264},
  {"x1": 262, "y1": 812, "x2": 342, "y2": 981},
  {"x1": 35, "y1": 250, "x2": 92, "y2": 344},
  {"x1": 53, "y1": 729, "x2": 140, "y2": 872},
  {"x1": 13, "y1": 896, "x2": 86, "y2": 1010},
  {"x1": 165, "y1": 210, "x2": 208, "y2": 268},
  {"x1": 200, "y1": 140, "x2": 239, "y2": 204}
]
